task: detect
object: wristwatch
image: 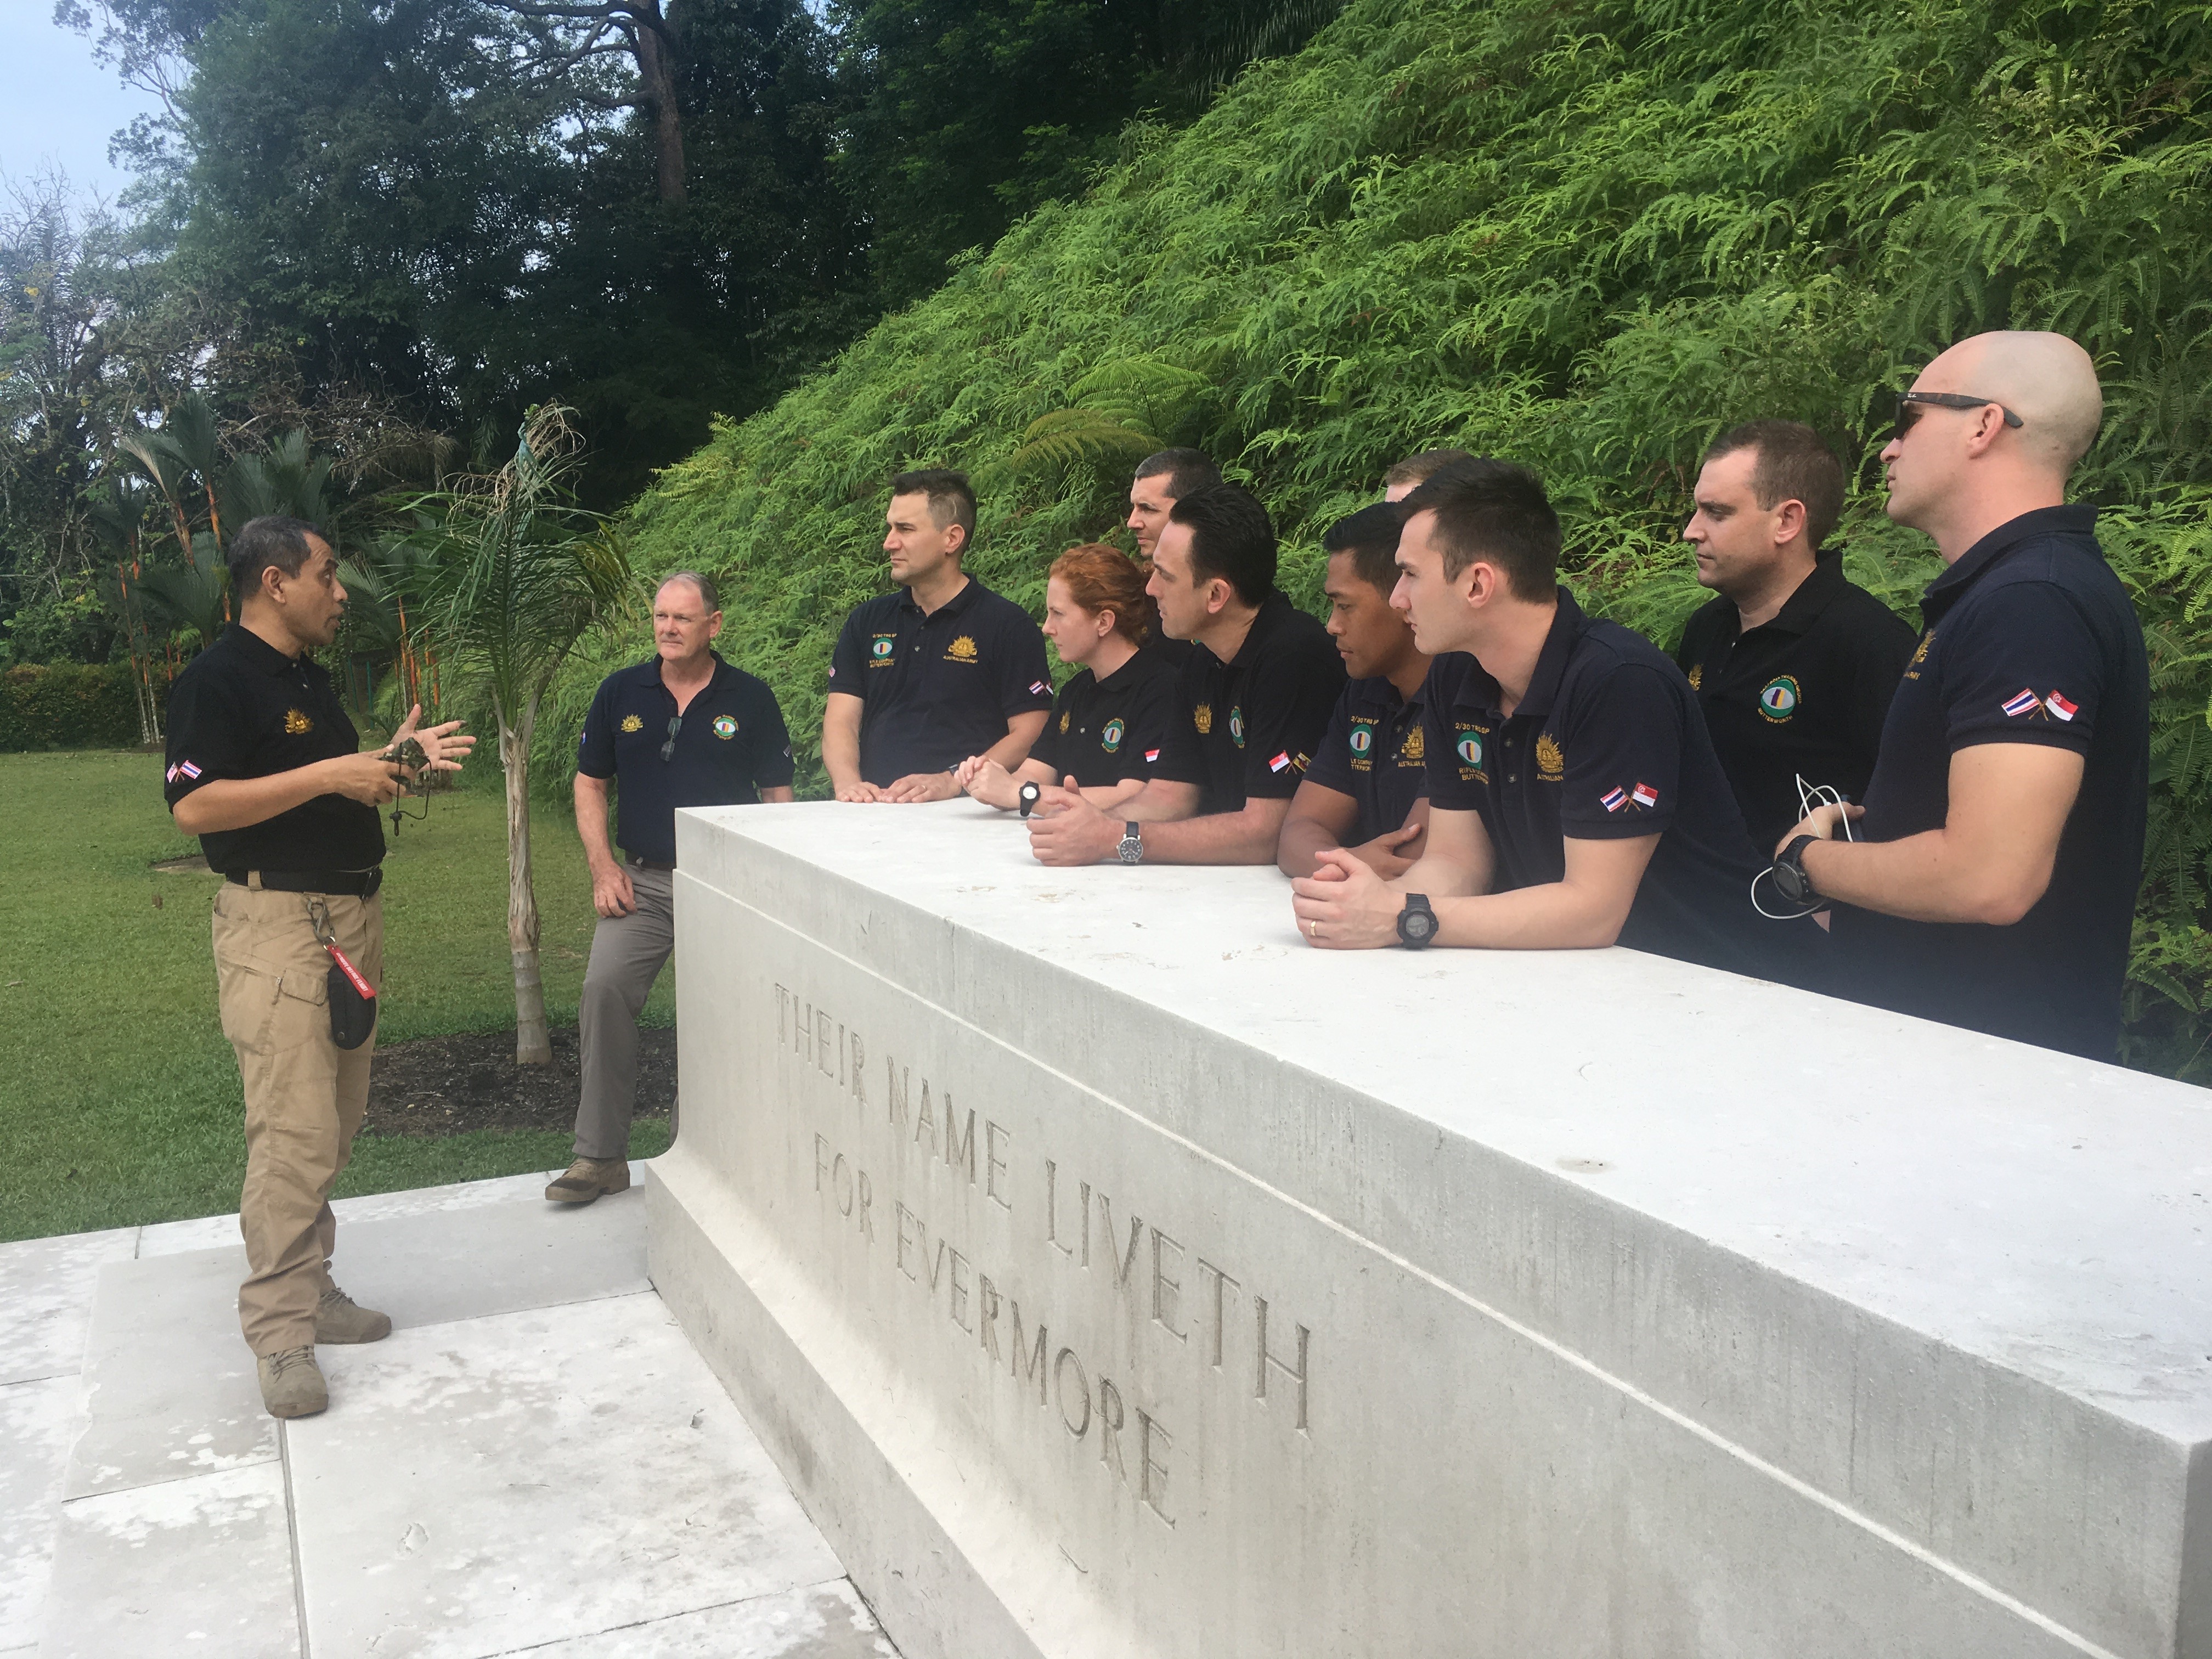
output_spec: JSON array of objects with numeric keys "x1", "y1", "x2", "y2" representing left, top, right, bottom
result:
[
  {"x1": 1018, "y1": 781, "x2": 1041, "y2": 818},
  {"x1": 1770, "y1": 834, "x2": 1824, "y2": 910},
  {"x1": 1397, "y1": 893, "x2": 1438, "y2": 949},
  {"x1": 1116, "y1": 822, "x2": 1144, "y2": 865}
]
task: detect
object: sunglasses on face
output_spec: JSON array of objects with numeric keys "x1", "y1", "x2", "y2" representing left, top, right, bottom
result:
[{"x1": 1894, "y1": 391, "x2": 2025, "y2": 441}]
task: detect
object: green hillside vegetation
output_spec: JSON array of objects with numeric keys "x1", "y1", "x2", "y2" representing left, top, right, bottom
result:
[{"x1": 592, "y1": 0, "x2": 2212, "y2": 1077}]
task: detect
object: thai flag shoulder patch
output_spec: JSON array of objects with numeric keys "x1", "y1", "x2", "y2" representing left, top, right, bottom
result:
[
  {"x1": 166, "y1": 760, "x2": 202, "y2": 784},
  {"x1": 1600, "y1": 786, "x2": 1627, "y2": 812},
  {"x1": 2001, "y1": 687, "x2": 2041, "y2": 718},
  {"x1": 1029, "y1": 680, "x2": 1047, "y2": 695}
]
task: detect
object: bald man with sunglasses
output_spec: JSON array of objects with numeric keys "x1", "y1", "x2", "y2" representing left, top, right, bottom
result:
[{"x1": 1769, "y1": 332, "x2": 2149, "y2": 1060}]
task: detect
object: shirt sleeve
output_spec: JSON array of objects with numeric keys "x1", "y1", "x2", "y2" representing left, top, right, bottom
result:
[
  {"x1": 162, "y1": 671, "x2": 247, "y2": 808},
  {"x1": 576, "y1": 679, "x2": 617, "y2": 780},
  {"x1": 991, "y1": 610, "x2": 1055, "y2": 721},
  {"x1": 1113, "y1": 673, "x2": 1182, "y2": 783},
  {"x1": 1300, "y1": 685, "x2": 1360, "y2": 799},
  {"x1": 1939, "y1": 583, "x2": 2102, "y2": 754},
  {"x1": 751, "y1": 685, "x2": 796, "y2": 789},
  {"x1": 1555, "y1": 663, "x2": 1684, "y2": 840},
  {"x1": 827, "y1": 610, "x2": 870, "y2": 700},
  {"x1": 1149, "y1": 669, "x2": 1206, "y2": 786},
  {"x1": 1238, "y1": 648, "x2": 1344, "y2": 800}
]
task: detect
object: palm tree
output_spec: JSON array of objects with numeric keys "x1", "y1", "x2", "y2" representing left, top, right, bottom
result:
[{"x1": 403, "y1": 406, "x2": 631, "y2": 1065}]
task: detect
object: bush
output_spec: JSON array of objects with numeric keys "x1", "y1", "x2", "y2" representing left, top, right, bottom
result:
[
  {"x1": 599, "y1": 0, "x2": 2212, "y2": 1078},
  {"x1": 2, "y1": 590, "x2": 117, "y2": 667},
  {"x1": 0, "y1": 663, "x2": 165, "y2": 752}
]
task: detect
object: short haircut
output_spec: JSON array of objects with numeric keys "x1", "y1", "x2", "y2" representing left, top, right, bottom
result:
[
  {"x1": 1049, "y1": 543, "x2": 1157, "y2": 643},
  {"x1": 1167, "y1": 482, "x2": 1276, "y2": 607},
  {"x1": 1701, "y1": 421, "x2": 1845, "y2": 550},
  {"x1": 1384, "y1": 448, "x2": 1474, "y2": 490},
  {"x1": 1133, "y1": 448, "x2": 1222, "y2": 502},
  {"x1": 890, "y1": 469, "x2": 977, "y2": 549},
  {"x1": 657, "y1": 570, "x2": 720, "y2": 612},
  {"x1": 228, "y1": 515, "x2": 325, "y2": 600},
  {"x1": 1322, "y1": 502, "x2": 1407, "y2": 596},
  {"x1": 1397, "y1": 459, "x2": 1560, "y2": 599}
]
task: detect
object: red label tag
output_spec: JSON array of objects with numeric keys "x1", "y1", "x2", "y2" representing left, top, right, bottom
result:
[{"x1": 325, "y1": 941, "x2": 375, "y2": 1000}]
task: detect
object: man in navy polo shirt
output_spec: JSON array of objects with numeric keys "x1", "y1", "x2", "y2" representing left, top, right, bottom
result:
[
  {"x1": 823, "y1": 469, "x2": 1052, "y2": 802},
  {"x1": 1289, "y1": 459, "x2": 1792, "y2": 981},
  {"x1": 549, "y1": 572, "x2": 794, "y2": 1205},
  {"x1": 1278, "y1": 501, "x2": 1432, "y2": 878},
  {"x1": 1028, "y1": 483, "x2": 1344, "y2": 866},
  {"x1": 1771, "y1": 332, "x2": 2148, "y2": 1060}
]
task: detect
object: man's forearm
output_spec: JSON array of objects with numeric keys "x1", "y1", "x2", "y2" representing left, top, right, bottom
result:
[
  {"x1": 1799, "y1": 830, "x2": 2027, "y2": 926},
  {"x1": 574, "y1": 776, "x2": 619, "y2": 869},
  {"x1": 1134, "y1": 802, "x2": 1289, "y2": 865},
  {"x1": 172, "y1": 761, "x2": 335, "y2": 836},
  {"x1": 980, "y1": 729, "x2": 1036, "y2": 772},
  {"x1": 1424, "y1": 881, "x2": 1628, "y2": 950},
  {"x1": 1277, "y1": 814, "x2": 1348, "y2": 878}
]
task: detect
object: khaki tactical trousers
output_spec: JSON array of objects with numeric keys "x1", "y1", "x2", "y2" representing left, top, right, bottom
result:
[
  {"x1": 573, "y1": 864, "x2": 674, "y2": 1161},
  {"x1": 212, "y1": 878, "x2": 383, "y2": 1355}
]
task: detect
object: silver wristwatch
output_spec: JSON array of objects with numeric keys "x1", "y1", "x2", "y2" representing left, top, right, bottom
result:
[{"x1": 1116, "y1": 822, "x2": 1144, "y2": 865}]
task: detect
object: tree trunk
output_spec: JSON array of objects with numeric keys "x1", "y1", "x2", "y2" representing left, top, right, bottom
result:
[
  {"x1": 501, "y1": 702, "x2": 553, "y2": 1065},
  {"x1": 635, "y1": 8, "x2": 687, "y2": 204}
]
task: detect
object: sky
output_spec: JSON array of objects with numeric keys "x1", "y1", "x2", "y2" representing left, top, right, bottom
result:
[{"x1": 0, "y1": 5, "x2": 169, "y2": 206}]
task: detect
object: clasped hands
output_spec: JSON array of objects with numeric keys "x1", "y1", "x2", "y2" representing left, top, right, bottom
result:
[{"x1": 1289, "y1": 849, "x2": 1406, "y2": 949}]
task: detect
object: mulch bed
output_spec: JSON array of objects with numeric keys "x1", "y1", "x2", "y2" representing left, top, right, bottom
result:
[{"x1": 363, "y1": 1025, "x2": 675, "y2": 1137}]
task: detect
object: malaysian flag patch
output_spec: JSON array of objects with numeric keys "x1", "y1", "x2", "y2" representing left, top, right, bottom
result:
[
  {"x1": 2045, "y1": 690, "x2": 2078, "y2": 721},
  {"x1": 1267, "y1": 751, "x2": 1291, "y2": 773},
  {"x1": 2001, "y1": 687, "x2": 2041, "y2": 718},
  {"x1": 1630, "y1": 781, "x2": 1658, "y2": 809},
  {"x1": 1600, "y1": 786, "x2": 1627, "y2": 813}
]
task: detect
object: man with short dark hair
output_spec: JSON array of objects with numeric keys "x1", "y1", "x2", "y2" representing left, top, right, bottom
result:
[
  {"x1": 1126, "y1": 448, "x2": 1223, "y2": 559},
  {"x1": 1773, "y1": 332, "x2": 2149, "y2": 1060},
  {"x1": 1277, "y1": 503, "x2": 1431, "y2": 878},
  {"x1": 1675, "y1": 420, "x2": 1917, "y2": 849},
  {"x1": 1029, "y1": 482, "x2": 1344, "y2": 865},
  {"x1": 550, "y1": 571, "x2": 795, "y2": 1206},
  {"x1": 1383, "y1": 448, "x2": 1473, "y2": 502},
  {"x1": 1289, "y1": 461, "x2": 1789, "y2": 979},
  {"x1": 823, "y1": 469, "x2": 1052, "y2": 803},
  {"x1": 165, "y1": 515, "x2": 475, "y2": 1418}
]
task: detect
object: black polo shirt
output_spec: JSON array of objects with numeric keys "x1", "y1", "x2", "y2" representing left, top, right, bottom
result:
[
  {"x1": 1674, "y1": 555, "x2": 1919, "y2": 851},
  {"x1": 162, "y1": 624, "x2": 383, "y2": 875},
  {"x1": 1829, "y1": 506, "x2": 2148, "y2": 1060},
  {"x1": 1422, "y1": 589, "x2": 1795, "y2": 981},
  {"x1": 1152, "y1": 591, "x2": 1346, "y2": 814},
  {"x1": 1302, "y1": 675, "x2": 1429, "y2": 843},
  {"x1": 576, "y1": 653, "x2": 794, "y2": 865},
  {"x1": 827, "y1": 579, "x2": 1053, "y2": 785},
  {"x1": 1027, "y1": 647, "x2": 1182, "y2": 788}
]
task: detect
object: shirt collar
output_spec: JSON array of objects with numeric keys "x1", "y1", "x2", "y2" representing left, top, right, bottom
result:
[
  {"x1": 1923, "y1": 504, "x2": 2101, "y2": 614},
  {"x1": 225, "y1": 623, "x2": 306, "y2": 676},
  {"x1": 1756, "y1": 552, "x2": 1850, "y2": 639},
  {"x1": 1510, "y1": 587, "x2": 1588, "y2": 722},
  {"x1": 898, "y1": 575, "x2": 981, "y2": 619},
  {"x1": 630, "y1": 651, "x2": 731, "y2": 693},
  {"x1": 1226, "y1": 590, "x2": 1293, "y2": 670}
]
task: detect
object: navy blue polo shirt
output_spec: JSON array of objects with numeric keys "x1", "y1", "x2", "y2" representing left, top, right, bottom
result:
[
  {"x1": 1302, "y1": 675, "x2": 1429, "y2": 844},
  {"x1": 1422, "y1": 589, "x2": 1797, "y2": 981},
  {"x1": 577, "y1": 654, "x2": 794, "y2": 865},
  {"x1": 1674, "y1": 555, "x2": 1919, "y2": 851},
  {"x1": 1028, "y1": 647, "x2": 1181, "y2": 788},
  {"x1": 1152, "y1": 591, "x2": 1346, "y2": 814},
  {"x1": 163, "y1": 624, "x2": 383, "y2": 875},
  {"x1": 827, "y1": 579, "x2": 1053, "y2": 785},
  {"x1": 1829, "y1": 505, "x2": 2148, "y2": 1060}
]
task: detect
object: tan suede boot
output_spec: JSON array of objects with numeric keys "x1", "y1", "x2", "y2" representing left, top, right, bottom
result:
[
  {"x1": 545, "y1": 1157, "x2": 632, "y2": 1205},
  {"x1": 315, "y1": 1286, "x2": 392, "y2": 1344},
  {"x1": 257, "y1": 1345, "x2": 328, "y2": 1419}
]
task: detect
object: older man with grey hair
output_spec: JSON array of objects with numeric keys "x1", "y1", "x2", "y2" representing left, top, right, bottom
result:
[
  {"x1": 549, "y1": 572, "x2": 795, "y2": 1204},
  {"x1": 1769, "y1": 331, "x2": 2149, "y2": 1060}
]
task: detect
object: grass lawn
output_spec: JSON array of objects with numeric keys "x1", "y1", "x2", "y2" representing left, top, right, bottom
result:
[{"x1": 0, "y1": 749, "x2": 672, "y2": 1242}]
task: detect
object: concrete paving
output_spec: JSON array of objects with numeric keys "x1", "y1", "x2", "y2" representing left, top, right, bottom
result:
[{"x1": 0, "y1": 1169, "x2": 898, "y2": 1658}]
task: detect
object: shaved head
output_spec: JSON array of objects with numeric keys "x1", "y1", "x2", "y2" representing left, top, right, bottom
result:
[{"x1": 1917, "y1": 331, "x2": 2102, "y2": 473}]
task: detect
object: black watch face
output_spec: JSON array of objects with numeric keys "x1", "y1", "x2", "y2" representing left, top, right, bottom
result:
[{"x1": 1402, "y1": 908, "x2": 1436, "y2": 944}]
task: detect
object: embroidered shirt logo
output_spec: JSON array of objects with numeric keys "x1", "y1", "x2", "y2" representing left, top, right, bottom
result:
[
  {"x1": 1687, "y1": 664, "x2": 1703, "y2": 691},
  {"x1": 1401, "y1": 724, "x2": 1425, "y2": 763},
  {"x1": 1348, "y1": 723, "x2": 1374, "y2": 755},
  {"x1": 1905, "y1": 629, "x2": 1934, "y2": 680},
  {"x1": 1758, "y1": 675, "x2": 1801, "y2": 723},
  {"x1": 1229, "y1": 706, "x2": 1245, "y2": 748},
  {"x1": 712, "y1": 715, "x2": 738, "y2": 739},
  {"x1": 870, "y1": 634, "x2": 896, "y2": 664},
  {"x1": 1194, "y1": 703, "x2": 1213, "y2": 735},
  {"x1": 283, "y1": 708, "x2": 313, "y2": 735},
  {"x1": 620, "y1": 714, "x2": 645, "y2": 733},
  {"x1": 1102, "y1": 718, "x2": 1126, "y2": 753},
  {"x1": 1059, "y1": 709, "x2": 1071, "y2": 734},
  {"x1": 1457, "y1": 732, "x2": 1482, "y2": 768},
  {"x1": 1536, "y1": 732, "x2": 1565, "y2": 780},
  {"x1": 946, "y1": 635, "x2": 979, "y2": 662}
]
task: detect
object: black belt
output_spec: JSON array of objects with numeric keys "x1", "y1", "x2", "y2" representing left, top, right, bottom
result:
[
  {"x1": 227, "y1": 868, "x2": 385, "y2": 898},
  {"x1": 627, "y1": 855, "x2": 675, "y2": 872}
]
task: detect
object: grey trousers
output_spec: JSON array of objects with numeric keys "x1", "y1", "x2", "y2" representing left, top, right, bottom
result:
[{"x1": 574, "y1": 864, "x2": 674, "y2": 1160}]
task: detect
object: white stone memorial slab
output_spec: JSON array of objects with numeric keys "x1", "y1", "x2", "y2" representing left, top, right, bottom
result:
[
  {"x1": 0, "y1": 1228, "x2": 137, "y2": 1386},
  {"x1": 651, "y1": 800, "x2": 2212, "y2": 1659},
  {"x1": 0, "y1": 1374, "x2": 82, "y2": 1650}
]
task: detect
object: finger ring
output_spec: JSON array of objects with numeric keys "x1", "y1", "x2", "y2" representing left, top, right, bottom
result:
[{"x1": 1308, "y1": 919, "x2": 1319, "y2": 939}]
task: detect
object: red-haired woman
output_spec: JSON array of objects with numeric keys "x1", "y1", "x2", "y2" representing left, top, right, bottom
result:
[{"x1": 958, "y1": 543, "x2": 1180, "y2": 812}]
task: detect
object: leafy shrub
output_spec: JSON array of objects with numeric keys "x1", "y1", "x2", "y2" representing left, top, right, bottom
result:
[
  {"x1": 2, "y1": 590, "x2": 116, "y2": 667},
  {"x1": 596, "y1": 0, "x2": 2212, "y2": 1077},
  {"x1": 0, "y1": 664, "x2": 166, "y2": 752}
]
